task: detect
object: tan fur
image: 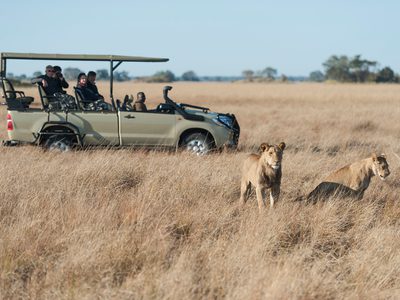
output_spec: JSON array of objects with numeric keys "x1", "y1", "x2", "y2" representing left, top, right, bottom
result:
[
  {"x1": 306, "y1": 154, "x2": 390, "y2": 201},
  {"x1": 240, "y1": 142, "x2": 286, "y2": 210}
]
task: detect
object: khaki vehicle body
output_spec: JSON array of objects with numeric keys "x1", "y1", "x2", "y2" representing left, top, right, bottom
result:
[
  {"x1": 7, "y1": 107, "x2": 237, "y2": 149},
  {"x1": 2, "y1": 53, "x2": 239, "y2": 153}
]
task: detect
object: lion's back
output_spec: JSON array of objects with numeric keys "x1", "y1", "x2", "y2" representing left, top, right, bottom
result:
[{"x1": 241, "y1": 154, "x2": 260, "y2": 180}]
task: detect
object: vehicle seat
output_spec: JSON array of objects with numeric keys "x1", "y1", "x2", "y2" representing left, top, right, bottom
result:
[
  {"x1": 74, "y1": 87, "x2": 96, "y2": 110},
  {"x1": 1, "y1": 77, "x2": 34, "y2": 110},
  {"x1": 37, "y1": 84, "x2": 57, "y2": 110}
]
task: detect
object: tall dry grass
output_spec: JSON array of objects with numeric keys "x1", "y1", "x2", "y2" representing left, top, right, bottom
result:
[{"x1": 1, "y1": 82, "x2": 400, "y2": 299}]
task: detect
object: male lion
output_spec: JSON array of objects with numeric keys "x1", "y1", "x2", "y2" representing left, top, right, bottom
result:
[
  {"x1": 240, "y1": 142, "x2": 286, "y2": 210},
  {"x1": 305, "y1": 153, "x2": 390, "y2": 202}
]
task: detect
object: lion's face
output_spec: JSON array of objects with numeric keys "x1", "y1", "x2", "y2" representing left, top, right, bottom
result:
[
  {"x1": 372, "y1": 154, "x2": 390, "y2": 180},
  {"x1": 260, "y1": 142, "x2": 286, "y2": 170}
]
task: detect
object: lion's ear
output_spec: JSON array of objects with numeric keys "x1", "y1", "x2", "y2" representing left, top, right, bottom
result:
[
  {"x1": 278, "y1": 142, "x2": 286, "y2": 151},
  {"x1": 372, "y1": 153, "x2": 378, "y2": 161},
  {"x1": 260, "y1": 143, "x2": 269, "y2": 152}
]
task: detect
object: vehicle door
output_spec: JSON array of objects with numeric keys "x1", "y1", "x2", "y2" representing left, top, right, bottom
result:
[
  {"x1": 67, "y1": 110, "x2": 119, "y2": 146},
  {"x1": 119, "y1": 110, "x2": 176, "y2": 146}
]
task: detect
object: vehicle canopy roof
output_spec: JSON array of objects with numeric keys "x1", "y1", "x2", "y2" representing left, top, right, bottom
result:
[
  {"x1": 0, "y1": 52, "x2": 169, "y2": 105},
  {"x1": 0, "y1": 52, "x2": 169, "y2": 62}
]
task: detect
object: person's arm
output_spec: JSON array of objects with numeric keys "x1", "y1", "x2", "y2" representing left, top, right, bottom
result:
[
  {"x1": 31, "y1": 75, "x2": 47, "y2": 87},
  {"x1": 61, "y1": 78, "x2": 69, "y2": 88},
  {"x1": 31, "y1": 78, "x2": 42, "y2": 84}
]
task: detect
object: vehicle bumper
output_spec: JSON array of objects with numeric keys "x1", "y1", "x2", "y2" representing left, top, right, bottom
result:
[
  {"x1": 2, "y1": 140, "x2": 21, "y2": 147},
  {"x1": 213, "y1": 127, "x2": 239, "y2": 150}
]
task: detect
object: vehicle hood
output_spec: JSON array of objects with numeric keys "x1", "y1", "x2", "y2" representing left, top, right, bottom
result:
[{"x1": 184, "y1": 109, "x2": 219, "y2": 120}]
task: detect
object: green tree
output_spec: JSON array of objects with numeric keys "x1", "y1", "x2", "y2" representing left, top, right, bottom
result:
[
  {"x1": 376, "y1": 67, "x2": 397, "y2": 83},
  {"x1": 280, "y1": 74, "x2": 288, "y2": 82},
  {"x1": 323, "y1": 55, "x2": 351, "y2": 82},
  {"x1": 114, "y1": 71, "x2": 130, "y2": 82},
  {"x1": 309, "y1": 70, "x2": 325, "y2": 82},
  {"x1": 96, "y1": 69, "x2": 109, "y2": 80},
  {"x1": 181, "y1": 70, "x2": 199, "y2": 81},
  {"x1": 242, "y1": 70, "x2": 254, "y2": 81},
  {"x1": 261, "y1": 67, "x2": 277, "y2": 80},
  {"x1": 148, "y1": 70, "x2": 175, "y2": 83},
  {"x1": 64, "y1": 67, "x2": 83, "y2": 81},
  {"x1": 32, "y1": 71, "x2": 42, "y2": 78},
  {"x1": 349, "y1": 55, "x2": 377, "y2": 82}
]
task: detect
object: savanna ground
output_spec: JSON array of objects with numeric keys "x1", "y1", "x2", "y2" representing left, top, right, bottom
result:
[{"x1": 1, "y1": 82, "x2": 400, "y2": 299}]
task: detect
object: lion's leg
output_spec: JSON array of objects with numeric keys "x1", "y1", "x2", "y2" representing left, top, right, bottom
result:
[
  {"x1": 270, "y1": 185, "x2": 280, "y2": 208},
  {"x1": 240, "y1": 179, "x2": 251, "y2": 205},
  {"x1": 256, "y1": 186, "x2": 265, "y2": 211}
]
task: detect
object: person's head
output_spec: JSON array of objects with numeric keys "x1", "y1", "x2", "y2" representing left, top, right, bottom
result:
[
  {"x1": 45, "y1": 65, "x2": 55, "y2": 78},
  {"x1": 87, "y1": 71, "x2": 96, "y2": 84},
  {"x1": 77, "y1": 73, "x2": 87, "y2": 86},
  {"x1": 53, "y1": 66, "x2": 63, "y2": 78},
  {"x1": 137, "y1": 92, "x2": 146, "y2": 102}
]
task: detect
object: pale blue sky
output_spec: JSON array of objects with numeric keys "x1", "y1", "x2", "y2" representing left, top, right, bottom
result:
[{"x1": 1, "y1": 0, "x2": 398, "y2": 77}]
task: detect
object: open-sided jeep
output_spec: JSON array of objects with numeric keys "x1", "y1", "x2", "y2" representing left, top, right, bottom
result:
[{"x1": 1, "y1": 52, "x2": 239, "y2": 154}]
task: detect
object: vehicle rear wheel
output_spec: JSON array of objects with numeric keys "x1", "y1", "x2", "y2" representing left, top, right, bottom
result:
[
  {"x1": 44, "y1": 135, "x2": 72, "y2": 152},
  {"x1": 181, "y1": 132, "x2": 214, "y2": 155}
]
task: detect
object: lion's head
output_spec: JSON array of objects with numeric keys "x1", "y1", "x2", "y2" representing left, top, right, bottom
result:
[
  {"x1": 372, "y1": 153, "x2": 390, "y2": 180},
  {"x1": 259, "y1": 142, "x2": 286, "y2": 170}
]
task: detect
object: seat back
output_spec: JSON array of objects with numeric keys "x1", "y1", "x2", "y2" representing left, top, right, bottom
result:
[
  {"x1": 74, "y1": 87, "x2": 86, "y2": 110},
  {"x1": 1, "y1": 77, "x2": 33, "y2": 110},
  {"x1": 37, "y1": 84, "x2": 49, "y2": 109},
  {"x1": 1, "y1": 77, "x2": 17, "y2": 99}
]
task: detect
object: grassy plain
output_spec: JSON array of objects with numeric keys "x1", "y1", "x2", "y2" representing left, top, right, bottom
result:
[{"x1": 1, "y1": 82, "x2": 400, "y2": 299}]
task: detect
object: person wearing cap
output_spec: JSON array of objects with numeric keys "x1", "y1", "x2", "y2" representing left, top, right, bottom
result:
[
  {"x1": 86, "y1": 71, "x2": 104, "y2": 100},
  {"x1": 134, "y1": 92, "x2": 148, "y2": 112}
]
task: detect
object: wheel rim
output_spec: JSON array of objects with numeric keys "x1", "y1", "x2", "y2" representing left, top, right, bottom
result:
[
  {"x1": 49, "y1": 140, "x2": 70, "y2": 152},
  {"x1": 186, "y1": 139, "x2": 208, "y2": 155}
]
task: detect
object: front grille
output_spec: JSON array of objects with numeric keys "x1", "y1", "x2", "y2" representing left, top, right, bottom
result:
[{"x1": 231, "y1": 114, "x2": 240, "y2": 145}]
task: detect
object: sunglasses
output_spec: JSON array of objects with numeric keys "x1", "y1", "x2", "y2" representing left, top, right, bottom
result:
[{"x1": 47, "y1": 70, "x2": 55, "y2": 73}]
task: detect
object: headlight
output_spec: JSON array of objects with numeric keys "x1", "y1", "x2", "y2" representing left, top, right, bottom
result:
[{"x1": 212, "y1": 115, "x2": 233, "y2": 129}]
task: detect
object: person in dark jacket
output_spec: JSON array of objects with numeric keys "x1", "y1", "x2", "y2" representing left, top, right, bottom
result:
[
  {"x1": 53, "y1": 66, "x2": 69, "y2": 93},
  {"x1": 86, "y1": 71, "x2": 104, "y2": 99},
  {"x1": 134, "y1": 92, "x2": 148, "y2": 112},
  {"x1": 31, "y1": 65, "x2": 65, "y2": 95},
  {"x1": 75, "y1": 73, "x2": 100, "y2": 101}
]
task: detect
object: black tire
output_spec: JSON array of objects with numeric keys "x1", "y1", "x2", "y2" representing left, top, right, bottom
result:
[
  {"x1": 43, "y1": 135, "x2": 72, "y2": 152},
  {"x1": 180, "y1": 132, "x2": 214, "y2": 155}
]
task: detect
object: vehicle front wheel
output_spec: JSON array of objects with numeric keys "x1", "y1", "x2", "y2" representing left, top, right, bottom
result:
[
  {"x1": 180, "y1": 132, "x2": 214, "y2": 155},
  {"x1": 44, "y1": 135, "x2": 72, "y2": 152}
]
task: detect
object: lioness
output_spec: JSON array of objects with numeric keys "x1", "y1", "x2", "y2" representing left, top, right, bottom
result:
[
  {"x1": 305, "y1": 153, "x2": 390, "y2": 202},
  {"x1": 240, "y1": 142, "x2": 286, "y2": 210}
]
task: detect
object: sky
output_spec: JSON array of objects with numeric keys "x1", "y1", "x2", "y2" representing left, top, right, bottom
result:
[{"x1": 1, "y1": 0, "x2": 398, "y2": 77}]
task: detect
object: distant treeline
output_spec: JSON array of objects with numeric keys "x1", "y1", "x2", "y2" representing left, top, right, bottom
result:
[
  {"x1": 6, "y1": 54, "x2": 398, "y2": 84},
  {"x1": 243, "y1": 54, "x2": 398, "y2": 83},
  {"x1": 7, "y1": 68, "x2": 242, "y2": 84}
]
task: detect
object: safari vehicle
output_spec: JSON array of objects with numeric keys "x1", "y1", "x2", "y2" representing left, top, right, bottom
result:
[{"x1": 1, "y1": 52, "x2": 239, "y2": 154}]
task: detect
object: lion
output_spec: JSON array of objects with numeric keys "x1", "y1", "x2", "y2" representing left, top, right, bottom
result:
[
  {"x1": 303, "y1": 153, "x2": 390, "y2": 202},
  {"x1": 240, "y1": 142, "x2": 286, "y2": 210}
]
